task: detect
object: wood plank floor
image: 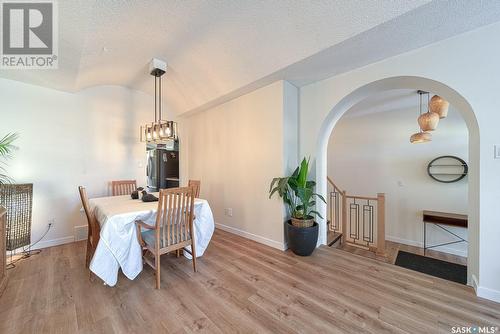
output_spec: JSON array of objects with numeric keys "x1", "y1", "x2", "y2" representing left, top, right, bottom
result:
[
  {"x1": 1, "y1": 229, "x2": 499, "y2": 334},
  {"x1": 330, "y1": 236, "x2": 467, "y2": 266}
]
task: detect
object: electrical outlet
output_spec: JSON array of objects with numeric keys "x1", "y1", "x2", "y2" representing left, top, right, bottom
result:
[
  {"x1": 495, "y1": 145, "x2": 500, "y2": 159},
  {"x1": 225, "y1": 208, "x2": 233, "y2": 217},
  {"x1": 48, "y1": 218, "x2": 55, "y2": 226}
]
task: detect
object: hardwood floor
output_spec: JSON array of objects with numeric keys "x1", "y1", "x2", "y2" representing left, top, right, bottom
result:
[
  {"x1": 327, "y1": 231, "x2": 467, "y2": 266},
  {"x1": 1, "y1": 229, "x2": 498, "y2": 333},
  {"x1": 330, "y1": 236, "x2": 467, "y2": 266}
]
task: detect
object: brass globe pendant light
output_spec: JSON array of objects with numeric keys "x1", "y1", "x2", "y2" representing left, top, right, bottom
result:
[
  {"x1": 410, "y1": 91, "x2": 432, "y2": 144},
  {"x1": 429, "y1": 95, "x2": 449, "y2": 119},
  {"x1": 417, "y1": 91, "x2": 439, "y2": 131}
]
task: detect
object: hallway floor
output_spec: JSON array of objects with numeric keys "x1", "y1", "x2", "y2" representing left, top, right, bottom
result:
[{"x1": 0, "y1": 229, "x2": 494, "y2": 333}]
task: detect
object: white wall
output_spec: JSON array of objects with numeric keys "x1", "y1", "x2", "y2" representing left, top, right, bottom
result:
[
  {"x1": 299, "y1": 22, "x2": 500, "y2": 301},
  {"x1": 283, "y1": 81, "x2": 299, "y2": 176},
  {"x1": 328, "y1": 106, "x2": 468, "y2": 256},
  {"x1": 182, "y1": 81, "x2": 298, "y2": 250},
  {"x1": 0, "y1": 79, "x2": 156, "y2": 248}
]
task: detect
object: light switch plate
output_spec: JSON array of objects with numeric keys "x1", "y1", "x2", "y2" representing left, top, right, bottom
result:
[{"x1": 495, "y1": 145, "x2": 500, "y2": 159}]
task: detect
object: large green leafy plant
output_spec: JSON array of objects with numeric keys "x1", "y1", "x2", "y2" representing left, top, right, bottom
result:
[
  {"x1": 269, "y1": 157, "x2": 326, "y2": 221},
  {"x1": 0, "y1": 133, "x2": 19, "y2": 184}
]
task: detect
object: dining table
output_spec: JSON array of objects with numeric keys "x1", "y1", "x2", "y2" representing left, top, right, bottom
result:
[{"x1": 88, "y1": 193, "x2": 215, "y2": 286}]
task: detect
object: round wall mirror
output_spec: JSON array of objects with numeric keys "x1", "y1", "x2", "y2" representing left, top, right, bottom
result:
[{"x1": 427, "y1": 156, "x2": 468, "y2": 183}]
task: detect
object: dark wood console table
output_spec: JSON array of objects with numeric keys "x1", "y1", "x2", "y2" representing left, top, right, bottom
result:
[{"x1": 422, "y1": 210, "x2": 468, "y2": 254}]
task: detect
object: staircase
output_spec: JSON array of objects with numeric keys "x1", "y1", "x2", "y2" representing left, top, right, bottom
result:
[
  {"x1": 326, "y1": 220, "x2": 342, "y2": 246},
  {"x1": 327, "y1": 177, "x2": 386, "y2": 256}
]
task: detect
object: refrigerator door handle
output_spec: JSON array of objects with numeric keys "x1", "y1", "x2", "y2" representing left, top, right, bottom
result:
[{"x1": 147, "y1": 156, "x2": 153, "y2": 176}]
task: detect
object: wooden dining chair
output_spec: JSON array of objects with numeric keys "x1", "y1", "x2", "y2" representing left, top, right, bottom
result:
[
  {"x1": 188, "y1": 179, "x2": 201, "y2": 198},
  {"x1": 111, "y1": 180, "x2": 137, "y2": 196},
  {"x1": 135, "y1": 187, "x2": 197, "y2": 289},
  {"x1": 78, "y1": 186, "x2": 101, "y2": 269}
]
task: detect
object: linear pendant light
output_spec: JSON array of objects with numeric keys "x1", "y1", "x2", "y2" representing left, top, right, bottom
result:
[{"x1": 140, "y1": 59, "x2": 178, "y2": 143}]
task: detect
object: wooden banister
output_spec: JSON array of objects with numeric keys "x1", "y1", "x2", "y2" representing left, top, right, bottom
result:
[
  {"x1": 327, "y1": 176, "x2": 386, "y2": 256},
  {"x1": 327, "y1": 176, "x2": 343, "y2": 193},
  {"x1": 345, "y1": 195, "x2": 378, "y2": 201},
  {"x1": 376, "y1": 193, "x2": 386, "y2": 256}
]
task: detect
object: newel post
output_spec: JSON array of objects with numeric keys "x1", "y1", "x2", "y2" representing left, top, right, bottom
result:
[{"x1": 376, "y1": 193, "x2": 386, "y2": 256}]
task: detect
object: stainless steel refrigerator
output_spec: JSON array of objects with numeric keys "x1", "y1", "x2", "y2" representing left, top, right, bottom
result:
[{"x1": 146, "y1": 142, "x2": 179, "y2": 191}]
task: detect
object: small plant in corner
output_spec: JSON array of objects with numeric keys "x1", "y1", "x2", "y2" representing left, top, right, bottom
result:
[
  {"x1": 0, "y1": 133, "x2": 19, "y2": 184},
  {"x1": 269, "y1": 157, "x2": 326, "y2": 256}
]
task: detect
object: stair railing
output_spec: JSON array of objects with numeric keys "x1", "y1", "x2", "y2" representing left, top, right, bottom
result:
[{"x1": 327, "y1": 177, "x2": 386, "y2": 255}]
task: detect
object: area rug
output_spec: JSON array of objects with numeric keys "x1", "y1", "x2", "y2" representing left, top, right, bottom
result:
[{"x1": 394, "y1": 250, "x2": 467, "y2": 284}]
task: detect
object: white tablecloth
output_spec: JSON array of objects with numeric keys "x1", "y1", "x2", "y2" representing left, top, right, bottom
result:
[{"x1": 88, "y1": 194, "x2": 214, "y2": 286}]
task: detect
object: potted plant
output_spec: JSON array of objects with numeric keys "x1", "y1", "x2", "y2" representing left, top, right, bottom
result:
[
  {"x1": 0, "y1": 133, "x2": 18, "y2": 184},
  {"x1": 269, "y1": 157, "x2": 326, "y2": 256}
]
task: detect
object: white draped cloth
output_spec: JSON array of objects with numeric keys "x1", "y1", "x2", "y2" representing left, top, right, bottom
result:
[{"x1": 88, "y1": 194, "x2": 214, "y2": 286}]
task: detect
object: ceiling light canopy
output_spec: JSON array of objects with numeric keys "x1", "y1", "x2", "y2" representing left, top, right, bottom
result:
[{"x1": 140, "y1": 59, "x2": 178, "y2": 143}]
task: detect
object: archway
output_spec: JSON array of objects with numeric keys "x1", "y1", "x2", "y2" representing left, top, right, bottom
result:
[{"x1": 315, "y1": 76, "x2": 480, "y2": 284}]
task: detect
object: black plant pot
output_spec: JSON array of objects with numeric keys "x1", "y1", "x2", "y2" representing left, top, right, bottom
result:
[{"x1": 286, "y1": 220, "x2": 319, "y2": 256}]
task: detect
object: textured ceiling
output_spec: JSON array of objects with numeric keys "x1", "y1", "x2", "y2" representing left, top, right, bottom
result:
[
  {"x1": 343, "y1": 89, "x2": 465, "y2": 125},
  {"x1": 1, "y1": 0, "x2": 499, "y2": 117},
  {"x1": 343, "y1": 89, "x2": 418, "y2": 118}
]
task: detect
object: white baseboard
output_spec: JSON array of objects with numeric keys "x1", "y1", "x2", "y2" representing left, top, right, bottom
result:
[
  {"x1": 476, "y1": 284, "x2": 500, "y2": 303},
  {"x1": 31, "y1": 236, "x2": 75, "y2": 250},
  {"x1": 386, "y1": 235, "x2": 467, "y2": 258},
  {"x1": 29, "y1": 225, "x2": 87, "y2": 250},
  {"x1": 470, "y1": 275, "x2": 500, "y2": 303},
  {"x1": 471, "y1": 274, "x2": 479, "y2": 292},
  {"x1": 215, "y1": 223, "x2": 286, "y2": 251}
]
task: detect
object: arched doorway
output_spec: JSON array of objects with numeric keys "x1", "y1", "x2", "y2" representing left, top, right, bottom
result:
[{"x1": 314, "y1": 76, "x2": 479, "y2": 284}]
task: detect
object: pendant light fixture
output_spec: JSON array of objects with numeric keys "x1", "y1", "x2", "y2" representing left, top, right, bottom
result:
[
  {"x1": 410, "y1": 131, "x2": 432, "y2": 144},
  {"x1": 417, "y1": 91, "x2": 439, "y2": 131},
  {"x1": 410, "y1": 90, "x2": 432, "y2": 144},
  {"x1": 140, "y1": 59, "x2": 178, "y2": 143},
  {"x1": 429, "y1": 95, "x2": 449, "y2": 119}
]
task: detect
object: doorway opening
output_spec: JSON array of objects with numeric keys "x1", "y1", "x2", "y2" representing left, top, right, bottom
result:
[
  {"x1": 315, "y1": 76, "x2": 479, "y2": 285},
  {"x1": 325, "y1": 88, "x2": 469, "y2": 284}
]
